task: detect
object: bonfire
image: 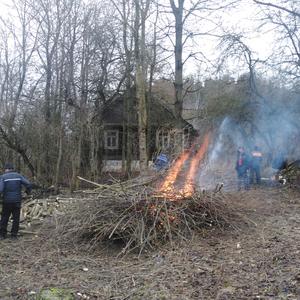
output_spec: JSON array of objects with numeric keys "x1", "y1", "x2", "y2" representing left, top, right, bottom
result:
[{"x1": 58, "y1": 132, "x2": 242, "y2": 255}]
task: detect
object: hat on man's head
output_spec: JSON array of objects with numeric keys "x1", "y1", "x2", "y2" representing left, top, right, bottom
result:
[{"x1": 4, "y1": 163, "x2": 14, "y2": 170}]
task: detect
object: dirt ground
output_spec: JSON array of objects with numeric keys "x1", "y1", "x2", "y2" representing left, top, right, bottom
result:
[{"x1": 0, "y1": 186, "x2": 300, "y2": 300}]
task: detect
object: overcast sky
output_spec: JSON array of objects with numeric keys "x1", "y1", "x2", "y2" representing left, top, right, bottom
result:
[{"x1": 0, "y1": 0, "x2": 277, "y2": 79}]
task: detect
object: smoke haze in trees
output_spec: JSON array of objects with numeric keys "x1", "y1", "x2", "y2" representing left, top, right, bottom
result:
[{"x1": 197, "y1": 95, "x2": 300, "y2": 189}]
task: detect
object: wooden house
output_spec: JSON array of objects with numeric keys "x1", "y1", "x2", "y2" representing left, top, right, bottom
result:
[{"x1": 102, "y1": 96, "x2": 196, "y2": 170}]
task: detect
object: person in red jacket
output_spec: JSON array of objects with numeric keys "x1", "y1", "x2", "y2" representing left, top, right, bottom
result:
[
  {"x1": 0, "y1": 163, "x2": 32, "y2": 240},
  {"x1": 235, "y1": 147, "x2": 250, "y2": 190}
]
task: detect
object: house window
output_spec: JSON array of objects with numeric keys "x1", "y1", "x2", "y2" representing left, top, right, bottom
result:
[
  {"x1": 156, "y1": 129, "x2": 170, "y2": 150},
  {"x1": 104, "y1": 130, "x2": 119, "y2": 149},
  {"x1": 183, "y1": 128, "x2": 191, "y2": 150}
]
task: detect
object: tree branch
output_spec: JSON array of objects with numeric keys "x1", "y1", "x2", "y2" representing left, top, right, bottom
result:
[{"x1": 253, "y1": 0, "x2": 300, "y2": 18}]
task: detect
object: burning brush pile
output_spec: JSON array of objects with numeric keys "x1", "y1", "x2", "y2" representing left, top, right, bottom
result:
[{"x1": 58, "y1": 133, "x2": 243, "y2": 255}]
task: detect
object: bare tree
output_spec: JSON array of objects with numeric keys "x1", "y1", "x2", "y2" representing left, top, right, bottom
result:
[
  {"x1": 218, "y1": 34, "x2": 263, "y2": 100},
  {"x1": 0, "y1": 0, "x2": 249, "y2": 186},
  {"x1": 134, "y1": 0, "x2": 152, "y2": 173},
  {"x1": 253, "y1": 0, "x2": 300, "y2": 18},
  {"x1": 0, "y1": 0, "x2": 39, "y2": 176},
  {"x1": 253, "y1": 0, "x2": 300, "y2": 80},
  {"x1": 111, "y1": 0, "x2": 136, "y2": 174},
  {"x1": 168, "y1": 1, "x2": 237, "y2": 118}
]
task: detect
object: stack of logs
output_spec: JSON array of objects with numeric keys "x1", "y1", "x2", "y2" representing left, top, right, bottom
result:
[
  {"x1": 280, "y1": 160, "x2": 300, "y2": 186},
  {"x1": 20, "y1": 198, "x2": 67, "y2": 223}
]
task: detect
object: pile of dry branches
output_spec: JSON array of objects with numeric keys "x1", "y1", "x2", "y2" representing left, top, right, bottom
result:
[{"x1": 57, "y1": 176, "x2": 243, "y2": 255}]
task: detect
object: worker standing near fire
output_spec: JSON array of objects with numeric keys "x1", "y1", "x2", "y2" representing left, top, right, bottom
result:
[
  {"x1": 0, "y1": 163, "x2": 32, "y2": 240},
  {"x1": 154, "y1": 153, "x2": 169, "y2": 171},
  {"x1": 250, "y1": 146, "x2": 263, "y2": 185},
  {"x1": 235, "y1": 147, "x2": 250, "y2": 190}
]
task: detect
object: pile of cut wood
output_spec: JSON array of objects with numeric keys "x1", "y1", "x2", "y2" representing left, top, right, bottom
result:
[
  {"x1": 280, "y1": 160, "x2": 300, "y2": 186},
  {"x1": 20, "y1": 197, "x2": 74, "y2": 225}
]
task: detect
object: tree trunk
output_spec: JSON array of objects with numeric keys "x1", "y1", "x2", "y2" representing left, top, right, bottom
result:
[
  {"x1": 119, "y1": 0, "x2": 135, "y2": 176},
  {"x1": 134, "y1": 0, "x2": 150, "y2": 174},
  {"x1": 54, "y1": 124, "x2": 64, "y2": 192},
  {"x1": 170, "y1": 0, "x2": 185, "y2": 155},
  {"x1": 122, "y1": 88, "x2": 133, "y2": 175}
]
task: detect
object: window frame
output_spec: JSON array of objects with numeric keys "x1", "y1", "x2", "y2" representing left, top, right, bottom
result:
[
  {"x1": 104, "y1": 130, "x2": 119, "y2": 150},
  {"x1": 156, "y1": 129, "x2": 170, "y2": 150}
]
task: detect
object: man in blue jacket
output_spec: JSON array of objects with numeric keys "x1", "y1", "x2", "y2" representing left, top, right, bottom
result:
[
  {"x1": 0, "y1": 163, "x2": 32, "y2": 239},
  {"x1": 250, "y1": 145, "x2": 263, "y2": 185}
]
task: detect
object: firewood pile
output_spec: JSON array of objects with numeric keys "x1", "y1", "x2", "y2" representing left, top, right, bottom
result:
[
  {"x1": 20, "y1": 197, "x2": 74, "y2": 225},
  {"x1": 280, "y1": 160, "x2": 300, "y2": 186},
  {"x1": 57, "y1": 176, "x2": 243, "y2": 256}
]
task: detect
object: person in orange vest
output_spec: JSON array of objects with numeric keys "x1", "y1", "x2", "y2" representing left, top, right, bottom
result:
[{"x1": 250, "y1": 145, "x2": 263, "y2": 185}]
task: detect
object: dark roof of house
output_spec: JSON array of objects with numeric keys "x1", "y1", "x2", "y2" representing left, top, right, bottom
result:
[
  {"x1": 102, "y1": 97, "x2": 125, "y2": 125},
  {"x1": 102, "y1": 96, "x2": 194, "y2": 130}
]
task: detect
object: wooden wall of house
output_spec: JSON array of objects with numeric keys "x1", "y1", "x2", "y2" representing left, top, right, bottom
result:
[{"x1": 103, "y1": 125, "x2": 159, "y2": 161}]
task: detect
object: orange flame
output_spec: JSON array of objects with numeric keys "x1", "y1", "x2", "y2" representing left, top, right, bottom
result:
[
  {"x1": 159, "y1": 150, "x2": 191, "y2": 195},
  {"x1": 158, "y1": 131, "x2": 211, "y2": 200},
  {"x1": 181, "y1": 132, "x2": 211, "y2": 196}
]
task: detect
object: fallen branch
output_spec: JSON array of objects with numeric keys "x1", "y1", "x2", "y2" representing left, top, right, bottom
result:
[{"x1": 77, "y1": 176, "x2": 103, "y2": 188}]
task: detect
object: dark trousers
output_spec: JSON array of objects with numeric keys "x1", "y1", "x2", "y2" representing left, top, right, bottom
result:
[
  {"x1": 0, "y1": 202, "x2": 21, "y2": 237},
  {"x1": 250, "y1": 166, "x2": 261, "y2": 184},
  {"x1": 237, "y1": 170, "x2": 249, "y2": 190}
]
